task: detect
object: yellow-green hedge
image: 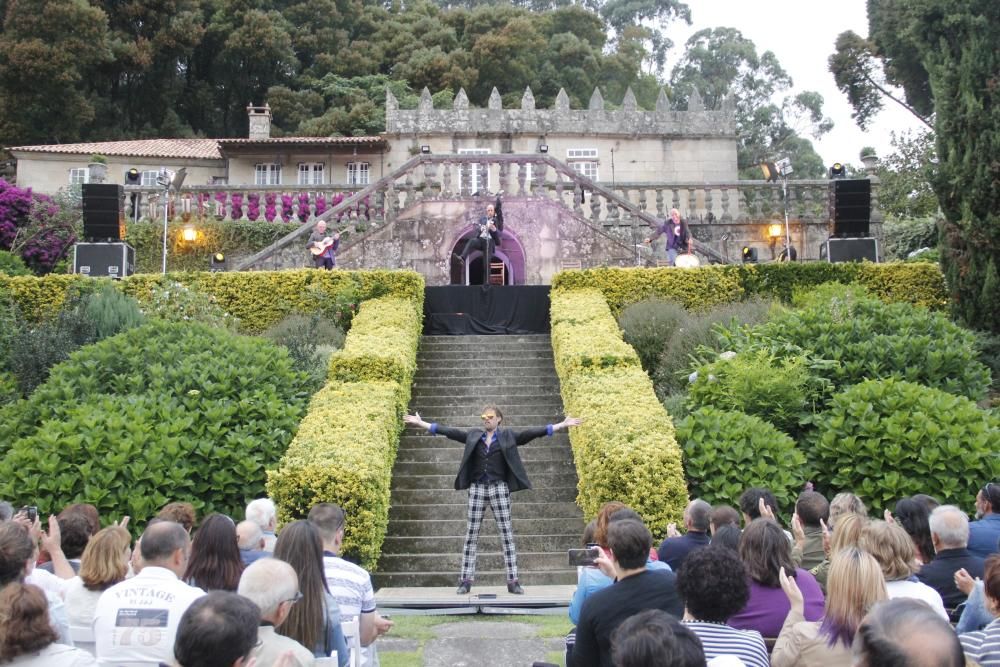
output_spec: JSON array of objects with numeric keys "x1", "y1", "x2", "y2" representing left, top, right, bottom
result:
[
  {"x1": 266, "y1": 381, "x2": 400, "y2": 568},
  {"x1": 266, "y1": 294, "x2": 424, "y2": 569},
  {"x1": 0, "y1": 269, "x2": 424, "y2": 333},
  {"x1": 551, "y1": 262, "x2": 948, "y2": 315},
  {"x1": 550, "y1": 289, "x2": 688, "y2": 538},
  {"x1": 550, "y1": 289, "x2": 640, "y2": 374}
]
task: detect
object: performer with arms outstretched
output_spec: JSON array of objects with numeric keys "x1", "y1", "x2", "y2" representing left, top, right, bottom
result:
[
  {"x1": 643, "y1": 208, "x2": 693, "y2": 266},
  {"x1": 403, "y1": 407, "x2": 582, "y2": 594}
]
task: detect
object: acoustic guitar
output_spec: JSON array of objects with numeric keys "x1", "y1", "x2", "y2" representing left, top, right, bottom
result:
[{"x1": 310, "y1": 236, "x2": 337, "y2": 256}]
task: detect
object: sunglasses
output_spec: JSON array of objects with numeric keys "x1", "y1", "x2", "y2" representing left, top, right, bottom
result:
[
  {"x1": 983, "y1": 482, "x2": 999, "y2": 503},
  {"x1": 283, "y1": 591, "x2": 304, "y2": 605},
  {"x1": 481, "y1": 414, "x2": 497, "y2": 420}
]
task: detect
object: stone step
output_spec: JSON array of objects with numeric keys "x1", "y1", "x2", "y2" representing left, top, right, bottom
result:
[
  {"x1": 395, "y1": 446, "x2": 573, "y2": 464},
  {"x1": 410, "y1": 394, "x2": 562, "y2": 408},
  {"x1": 392, "y1": 471, "x2": 577, "y2": 490},
  {"x1": 387, "y1": 517, "x2": 584, "y2": 537},
  {"x1": 419, "y1": 335, "x2": 551, "y2": 347},
  {"x1": 390, "y1": 486, "x2": 578, "y2": 506},
  {"x1": 372, "y1": 568, "x2": 578, "y2": 588},
  {"x1": 411, "y1": 382, "x2": 561, "y2": 396},
  {"x1": 402, "y1": 411, "x2": 565, "y2": 423},
  {"x1": 388, "y1": 501, "x2": 582, "y2": 522},
  {"x1": 418, "y1": 349, "x2": 553, "y2": 359},
  {"x1": 378, "y1": 551, "x2": 570, "y2": 574},
  {"x1": 415, "y1": 368, "x2": 557, "y2": 379},
  {"x1": 415, "y1": 359, "x2": 555, "y2": 370},
  {"x1": 393, "y1": 459, "x2": 575, "y2": 476},
  {"x1": 381, "y1": 533, "x2": 582, "y2": 555}
]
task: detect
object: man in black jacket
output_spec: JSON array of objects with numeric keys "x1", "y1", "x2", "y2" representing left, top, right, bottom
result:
[
  {"x1": 454, "y1": 196, "x2": 504, "y2": 284},
  {"x1": 403, "y1": 406, "x2": 581, "y2": 594},
  {"x1": 916, "y1": 504, "x2": 985, "y2": 619}
]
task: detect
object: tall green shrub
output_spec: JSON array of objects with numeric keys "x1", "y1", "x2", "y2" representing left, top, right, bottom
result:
[
  {"x1": 0, "y1": 321, "x2": 312, "y2": 523},
  {"x1": 77, "y1": 282, "x2": 145, "y2": 340},
  {"x1": 676, "y1": 407, "x2": 809, "y2": 515},
  {"x1": 808, "y1": 379, "x2": 1000, "y2": 512},
  {"x1": 618, "y1": 299, "x2": 687, "y2": 375}
]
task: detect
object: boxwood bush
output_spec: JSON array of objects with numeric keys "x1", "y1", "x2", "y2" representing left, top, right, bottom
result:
[
  {"x1": 808, "y1": 379, "x2": 1000, "y2": 511},
  {"x1": 0, "y1": 321, "x2": 312, "y2": 524},
  {"x1": 675, "y1": 407, "x2": 809, "y2": 515}
]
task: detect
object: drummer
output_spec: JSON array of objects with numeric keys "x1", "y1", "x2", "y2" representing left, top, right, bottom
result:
[{"x1": 643, "y1": 208, "x2": 693, "y2": 266}]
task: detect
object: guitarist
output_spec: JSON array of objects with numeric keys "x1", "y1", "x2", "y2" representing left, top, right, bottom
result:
[
  {"x1": 307, "y1": 220, "x2": 340, "y2": 270},
  {"x1": 454, "y1": 195, "x2": 504, "y2": 284}
]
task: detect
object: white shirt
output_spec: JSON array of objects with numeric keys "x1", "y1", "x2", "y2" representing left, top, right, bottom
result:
[
  {"x1": 322, "y1": 554, "x2": 378, "y2": 667},
  {"x1": 92, "y1": 566, "x2": 205, "y2": 666},
  {"x1": 26, "y1": 567, "x2": 70, "y2": 599},
  {"x1": 252, "y1": 626, "x2": 315, "y2": 667},
  {"x1": 6, "y1": 643, "x2": 97, "y2": 667},
  {"x1": 64, "y1": 577, "x2": 104, "y2": 628},
  {"x1": 885, "y1": 578, "x2": 949, "y2": 620}
]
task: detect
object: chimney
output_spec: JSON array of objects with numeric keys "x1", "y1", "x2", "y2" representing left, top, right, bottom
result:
[{"x1": 247, "y1": 103, "x2": 272, "y2": 140}]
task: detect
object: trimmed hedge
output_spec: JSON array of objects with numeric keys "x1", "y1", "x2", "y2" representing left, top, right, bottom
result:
[
  {"x1": 808, "y1": 379, "x2": 1000, "y2": 512},
  {"x1": 0, "y1": 269, "x2": 423, "y2": 333},
  {"x1": 551, "y1": 262, "x2": 947, "y2": 315},
  {"x1": 266, "y1": 293, "x2": 424, "y2": 569},
  {"x1": 550, "y1": 289, "x2": 688, "y2": 538},
  {"x1": 0, "y1": 321, "x2": 312, "y2": 524}
]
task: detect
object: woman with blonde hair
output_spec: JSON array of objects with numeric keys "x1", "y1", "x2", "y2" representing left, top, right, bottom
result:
[
  {"x1": 0, "y1": 583, "x2": 96, "y2": 666},
  {"x1": 857, "y1": 519, "x2": 947, "y2": 619},
  {"x1": 810, "y1": 511, "x2": 867, "y2": 589},
  {"x1": 63, "y1": 526, "x2": 131, "y2": 628},
  {"x1": 772, "y1": 547, "x2": 887, "y2": 666}
]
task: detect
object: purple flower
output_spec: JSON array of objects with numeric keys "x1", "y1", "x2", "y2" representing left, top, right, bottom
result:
[
  {"x1": 264, "y1": 193, "x2": 277, "y2": 223},
  {"x1": 247, "y1": 193, "x2": 261, "y2": 222},
  {"x1": 281, "y1": 193, "x2": 294, "y2": 223},
  {"x1": 231, "y1": 193, "x2": 244, "y2": 220},
  {"x1": 297, "y1": 192, "x2": 310, "y2": 223},
  {"x1": 314, "y1": 194, "x2": 327, "y2": 217}
]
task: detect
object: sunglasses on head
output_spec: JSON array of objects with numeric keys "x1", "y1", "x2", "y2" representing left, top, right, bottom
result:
[{"x1": 983, "y1": 482, "x2": 999, "y2": 503}]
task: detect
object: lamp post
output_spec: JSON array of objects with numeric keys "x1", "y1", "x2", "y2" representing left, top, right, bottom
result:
[
  {"x1": 156, "y1": 167, "x2": 187, "y2": 274},
  {"x1": 774, "y1": 158, "x2": 794, "y2": 260}
]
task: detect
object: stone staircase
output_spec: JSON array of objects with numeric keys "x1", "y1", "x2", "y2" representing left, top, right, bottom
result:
[{"x1": 375, "y1": 334, "x2": 585, "y2": 588}]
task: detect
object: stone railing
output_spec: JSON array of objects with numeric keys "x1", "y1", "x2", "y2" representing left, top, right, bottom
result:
[{"x1": 128, "y1": 154, "x2": 877, "y2": 270}]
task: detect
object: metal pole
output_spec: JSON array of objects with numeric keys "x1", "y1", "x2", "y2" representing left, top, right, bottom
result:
[
  {"x1": 782, "y1": 176, "x2": 791, "y2": 258},
  {"x1": 162, "y1": 189, "x2": 169, "y2": 274}
]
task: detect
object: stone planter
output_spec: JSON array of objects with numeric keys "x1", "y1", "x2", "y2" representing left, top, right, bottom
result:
[
  {"x1": 860, "y1": 154, "x2": 878, "y2": 175},
  {"x1": 88, "y1": 162, "x2": 108, "y2": 183}
]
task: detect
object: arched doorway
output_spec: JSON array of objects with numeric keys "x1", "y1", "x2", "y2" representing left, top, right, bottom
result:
[{"x1": 449, "y1": 228, "x2": 525, "y2": 285}]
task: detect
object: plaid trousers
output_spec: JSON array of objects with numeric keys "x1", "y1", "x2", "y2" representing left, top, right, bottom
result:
[{"x1": 461, "y1": 480, "x2": 518, "y2": 582}]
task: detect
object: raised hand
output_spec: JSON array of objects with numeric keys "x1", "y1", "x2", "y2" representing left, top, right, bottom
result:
[
  {"x1": 954, "y1": 568, "x2": 976, "y2": 596},
  {"x1": 556, "y1": 416, "x2": 583, "y2": 431},
  {"x1": 758, "y1": 497, "x2": 776, "y2": 522},
  {"x1": 820, "y1": 518, "x2": 831, "y2": 556},
  {"x1": 791, "y1": 513, "x2": 806, "y2": 547},
  {"x1": 779, "y1": 566, "x2": 805, "y2": 613}
]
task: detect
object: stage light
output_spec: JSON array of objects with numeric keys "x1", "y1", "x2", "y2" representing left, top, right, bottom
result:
[
  {"x1": 125, "y1": 168, "x2": 140, "y2": 185},
  {"x1": 210, "y1": 252, "x2": 226, "y2": 272},
  {"x1": 420, "y1": 145, "x2": 431, "y2": 154},
  {"x1": 829, "y1": 162, "x2": 846, "y2": 179},
  {"x1": 767, "y1": 223, "x2": 784, "y2": 239},
  {"x1": 760, "y1": 162, "x2": 778, "y2": 182},
  {"x1": 741, "y1": 246, "x2": 758, "y2": 264},
  {"x1": 181, "y1": 225, "x2": 197, "y2": 242},
  {"x1": 538, "y1": 144, "x2": 549, "y2": 154}
]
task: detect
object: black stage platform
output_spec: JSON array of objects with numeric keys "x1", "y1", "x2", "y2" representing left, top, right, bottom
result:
[{"x1": 423, "y1": 286, "x2": 550, "y2": 335}]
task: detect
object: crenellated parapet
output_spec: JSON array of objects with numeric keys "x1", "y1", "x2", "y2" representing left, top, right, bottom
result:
[{"x1": 385, "y1": 86, "x2": 737, "y2": 137}]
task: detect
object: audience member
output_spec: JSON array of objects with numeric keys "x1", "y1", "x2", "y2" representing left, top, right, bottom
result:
[
  {"x1": 64, "y1": 525, "x2": 131, "y2": 628},
  {"x1": 0, "y1": 520, "x2": 72, "y2": 645},
  {"x1": 955, "y1": 566, "x2": 996, "y2": 632},
  {"x1": 969, "y1": 482, "x2": 1000, "y2": 559},
  {"x1": 237, "y1": 558, "x2": 315, "y2": 666},
  {"x1": 610, "y1": 609, "x2": 706, "y2": 667},
  {"x1": 172, "y1": 591, "x2": 260, "y2": 667},
  {"x1": 236, "y1": 520, "x2": 268, "y2": 566},
  {"x1": 738, "y1": 488, "x2": 780, "y2": 526},
  {"x1": 0, "y1": 502, "x2": 13, "y2": 522},
  {"x1": 711, "y1": 524, "x2": 742, "y2": 552},
  {"x1": 39, "y1": 512, "x2": 93, "y2": 574},
  {"x1": 273, "y1": 520, "x2": 348, "y2": 665},
  {"x1": 158, "y1": 502, "x2": 197, "y2": 534},
  {"x1": 0, "y1": 583, "x2": 97, "y2": 666},
  {"x1": 657, "y1": 499, "x2": 712, "y2": 570},
  {"x1": 894, "y1": 497, "x2": 936, "y2": 565},
  {"x1": 184, "y1": 513, "x2": 244, "y2": 591},
  {"x1": 916, "y1": 505, "x2": 984, "y2": 619},
  {"x1": 852, "y1": 597, "x2": 965, "y2": 667},
  {"x1": 571, "y1": 519, "x2": 683, "y2": 667},
  {"x1": 811, "y1": 512, "x2": 867, "y2": 590},
  {"x1": 93, "y1": 521, "x2": 205, "y2": 665},
  {"x1": 912, "y1": 493, "x2": 941, "y2": 513},
  {"x1": 246, "y1": 498, "x2": 278, "y2": 552},
  {"x1": 60, "y1": 504, "x2": 100, "y2": 536},
  {"x1": 857, "y1": 520, "x2": 947, "y2": 619},
  {"x1": 828, "y1": 492, "x2": 866, "y2": 527},
  {"x1": 772, "y1": 547, "x2": 886, "y2": 666},
  {"x1": 958, "y1": 553, "x2": 1000, "y2": 665},
  {"x1": 569, "y1": 506, "x2": 672, "y2": 626},
  {"x1": 308, "y1": 503, "x2": 391, "y2": 667},
  {"x1": 710, "y1": 505, "x2": 741, "y2": 535},
  {"x1": 677, "y1": 546, "x2": 768, "y2": 667},
  {"x1": 728, "y1": 519, "x2": 825, "y2": 638},
  {"x1": 791, "y1": 491, "x2": 829, "y2": 570}
]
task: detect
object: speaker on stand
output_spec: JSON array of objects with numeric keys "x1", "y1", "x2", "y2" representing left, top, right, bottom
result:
[{"x1": 81, "y1": 184, "x2": 125, "y2": 241}]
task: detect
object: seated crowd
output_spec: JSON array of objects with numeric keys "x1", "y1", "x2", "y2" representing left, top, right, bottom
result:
[
  {"x1": 0, "y1": 497, "x2": 393, "y2": 667},
  {"x1": 566, "y1": 482, "x2": 1000, "y2": 667}
]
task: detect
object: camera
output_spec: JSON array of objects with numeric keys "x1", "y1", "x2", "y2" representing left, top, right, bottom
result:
[
  {"x1": 567, "y1": 546, "x2": 600, "y2": 567},
  {"x1": 19, "y1": 506, "x2": 37, "y2": 522}
]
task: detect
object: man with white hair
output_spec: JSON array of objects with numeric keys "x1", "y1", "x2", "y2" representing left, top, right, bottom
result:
[
  {"x1": 237, "y1": 558, "x2": 315, "y2": 667},
  {"x1": 916, "y1": 504, "x2": 985, "y2": 618},
  {"x1": 245, "y1": 498, "x2": 278, "y2": 552},
  {"x1": 236, "y1": 520, "x2": 267, "y2": 566}
]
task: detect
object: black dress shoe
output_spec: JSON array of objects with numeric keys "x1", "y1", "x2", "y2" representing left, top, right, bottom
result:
[
  {"x1": 507, "y1": 580, "x2": 524, "y2": 594},
  {"x1": 456, "y1": 580, "x2": 472, "y2": 594}
]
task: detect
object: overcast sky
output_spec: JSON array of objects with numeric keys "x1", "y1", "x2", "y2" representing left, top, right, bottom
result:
[{"x1": 662, "y1": 0, "x2": 927, "y2": 168}]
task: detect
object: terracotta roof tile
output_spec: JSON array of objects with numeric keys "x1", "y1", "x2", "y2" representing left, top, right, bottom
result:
[
  {"x1": 216, "y1": 136, "x2": 385, "y2": 147},
  {"x1": 7, "y1": 139, "x2": 222, "y2": 160}
]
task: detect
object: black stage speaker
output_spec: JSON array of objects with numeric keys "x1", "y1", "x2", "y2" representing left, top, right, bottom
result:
[
  {"x1": 822, "y1": 237, "x2": 879, "y2": 263},
  {"x1": 73, "y1": 242, "x2": 135, "y2": 278},
  {"x1": 831, "y1": 179, "x2": 871, "y2": 237},
  {"x1": 82, "y1": 184, "x2": 125, "y2": 241}
]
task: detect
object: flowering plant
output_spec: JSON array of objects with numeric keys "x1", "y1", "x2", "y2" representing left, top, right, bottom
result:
[
  {"x1": 230, "y1": 193, "x2": 244, "y2": 220},
  {"x1": 297, "y1": 192, "x2": 310, "y2": 222},
  {"x1": 247, "y1": 193, "x2": 261, "y2": 221},
  {"x1": 264, "y1": 193, "x2": 277, "y2": 222},
  {"x1": 280, "y1": 193, "x2": 294, "y2": 222}
]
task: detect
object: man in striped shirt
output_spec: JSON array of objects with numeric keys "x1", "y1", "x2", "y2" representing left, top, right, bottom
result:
[
  {"x1": 676, "y1": 545, "x2": 769, "y2": 667},
  {"x1": 309, "y1": 503, "x2": 393, "y2": 667}
]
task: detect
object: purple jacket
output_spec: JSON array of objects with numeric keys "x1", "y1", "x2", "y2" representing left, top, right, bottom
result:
[
  {"x1": 649, "y1": 219, "x2": 690, "y2": 251},
  {"x1": 728, "y1": 568, "x2": 826, "y2": 638}
]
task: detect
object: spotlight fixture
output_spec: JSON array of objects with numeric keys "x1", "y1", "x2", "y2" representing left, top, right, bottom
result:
[
  {"x1": 181, "y1": 225, "x2": 197, "y2": 242},
  {"x1": 767, "y1": 223, "x2": 784, "y2": 239},
  {"x1": 125, "y1": 168, "x2": 140, "y2": 185},
  {"x1": 741, "y1": 246, "x2": 758, "y2": 264},
  {"x1": 829, "y1": 162, "x2": 846, "y2": 179},
  {"x1": 420, "y1": 145, "x2": 431, "y2": 154},
  {"x1": 210, "y1": 252, "x2": 227, "y2": 272},
  {"x1": 538, "y1": 144, "x2": 549, "y2": 154},
  {"x1": 760, "y1": 162, "x2": 778, "y2": 182}
]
